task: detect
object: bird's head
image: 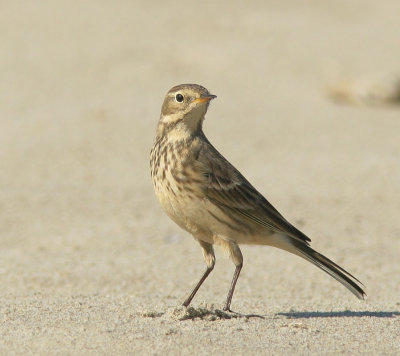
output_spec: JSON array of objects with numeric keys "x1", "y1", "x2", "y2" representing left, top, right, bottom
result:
[{"x1": 157, "y1": 84, "x2": 216, "y2": 139}]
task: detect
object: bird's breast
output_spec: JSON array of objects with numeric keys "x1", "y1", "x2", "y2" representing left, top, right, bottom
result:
[{"x1": 150, "y1": 139, "x2": 205, "y2": 234}]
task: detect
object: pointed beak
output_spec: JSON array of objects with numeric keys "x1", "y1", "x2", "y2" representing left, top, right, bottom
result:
[{"x1": 193, "y1": 94, "x2": 217, "y2": 104}]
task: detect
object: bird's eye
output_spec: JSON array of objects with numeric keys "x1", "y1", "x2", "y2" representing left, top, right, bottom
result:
[{"x1": 175, "y1": 93, "x2": 184, "y2": 102}]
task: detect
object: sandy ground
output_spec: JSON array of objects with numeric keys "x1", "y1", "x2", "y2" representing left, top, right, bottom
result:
[{"x1": 1, "y1": 1, "x2": 400, "y2": 354}]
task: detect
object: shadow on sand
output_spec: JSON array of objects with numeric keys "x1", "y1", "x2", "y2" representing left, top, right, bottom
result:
[{"x1": 277, "y1": 310, "x2": 400, "y2": 319}]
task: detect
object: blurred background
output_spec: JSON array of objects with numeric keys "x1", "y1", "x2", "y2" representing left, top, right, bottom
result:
[{"x1": 0, "y1": 0, "x2": 399, "y2": 352}]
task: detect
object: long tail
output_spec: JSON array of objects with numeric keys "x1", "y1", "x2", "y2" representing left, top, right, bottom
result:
[{"x1": 271, "y1": 235, "x2": 366, "y2": 299}]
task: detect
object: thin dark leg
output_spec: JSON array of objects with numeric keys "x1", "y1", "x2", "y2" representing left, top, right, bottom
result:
[
  {"x1": 223, "y1": 264, "x2": 242, "y2": 312},
  {"x1": 182, "y1": 266, "x2": 214, "y2": 307}
]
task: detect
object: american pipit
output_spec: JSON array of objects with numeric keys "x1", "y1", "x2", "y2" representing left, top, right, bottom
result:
[{"x1": 150, "y1": 84, "x2": 366, "y2": 311}]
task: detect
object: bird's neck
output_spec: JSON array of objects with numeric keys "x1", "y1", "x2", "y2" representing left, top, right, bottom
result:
[{"x1": 157, "y1": 114, "x2": 204, "y2": 143}]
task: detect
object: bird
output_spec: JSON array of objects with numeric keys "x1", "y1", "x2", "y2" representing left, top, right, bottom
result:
[{"x1": 150, "y1": 83, "x2": 366, "y2": 311}]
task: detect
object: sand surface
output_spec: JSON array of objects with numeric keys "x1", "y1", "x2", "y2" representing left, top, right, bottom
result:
[{"x1": 1, "y1": 1, "x2": 400, "y2": 354}]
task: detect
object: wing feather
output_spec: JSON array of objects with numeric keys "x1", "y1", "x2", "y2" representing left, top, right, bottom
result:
[{"x1": 195, "y1": 137, "x2": 311, "y2": 244}]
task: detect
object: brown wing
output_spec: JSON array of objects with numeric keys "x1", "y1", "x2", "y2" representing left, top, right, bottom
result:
[{"x1": 194, "y1": 137, "x2": 311, "y2": 244}]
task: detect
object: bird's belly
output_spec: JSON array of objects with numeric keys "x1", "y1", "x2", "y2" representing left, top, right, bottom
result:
[
  {"x1": 155, "y1": 187, "x2": 248, "y2": 242},
  {"x1": 156, "y1": 190, "x2": 207, "y2": 236},
  {"x1": 153, "y1": 173, "x2": 201, "y2": 232},
  {"x1": 153, "y1": 172, "x2": 272, "y2": 245}
]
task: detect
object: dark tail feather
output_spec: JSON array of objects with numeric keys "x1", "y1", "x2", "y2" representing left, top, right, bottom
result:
[{"x1": 278, "y1": 237, "x2": 366, "y2": 300}]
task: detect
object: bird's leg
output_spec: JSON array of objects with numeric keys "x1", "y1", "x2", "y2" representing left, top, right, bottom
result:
[
  {"x1": 182, "y1": 267, "x2": 213, "y2": 307},
  {"x1": 223, "y1": 264, "x2": 242, "y2": 312},
  {"x1": 182, "y1": 240, "x2": 215, "y2": 307},
  {"x1": 223, "y1": 242, "x2": 243, "y2": 312}
]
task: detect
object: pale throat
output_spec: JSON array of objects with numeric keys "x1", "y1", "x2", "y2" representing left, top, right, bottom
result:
[{"x1": 160, "y1": 111, "x2": 205, "y2": 142}]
